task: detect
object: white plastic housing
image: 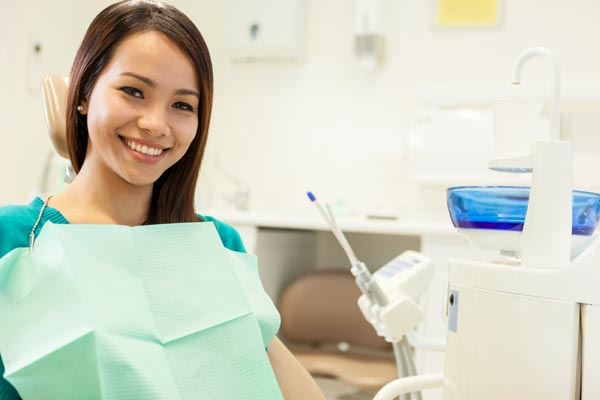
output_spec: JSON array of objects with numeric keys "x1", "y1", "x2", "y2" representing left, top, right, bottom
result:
[
  {"x1": 443, "y1": 284, "x2": 579, "y2": 400},
  {"x1": 379, "y1": 297, "x2": 423, "y2": 342},
  {"x1": 372, "y1": 250, "x2": 433, "y2": 301},
  {"x1": 357, "y1": 294, "x2": 423, "y2": 343},
  {"x1": 457, "y1": 228, "x2": 594, "y2": 260},
  {"x1": 222, "y1": 0, "x2": 306, "y2": 62},
  {"x1": 356, "y1": 250, "x2": 433, "y2": 343},
  {"x1": 520, "y1": 140, "x2": 572, "y2": 268},
  {"x1": 354, "y1": 0, "x2": 386, "y2": 68},
  {"x1": 582, "y1": 304, "x2": 600, "y2": 399}
]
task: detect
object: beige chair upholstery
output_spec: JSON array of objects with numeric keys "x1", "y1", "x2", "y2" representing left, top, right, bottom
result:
[
  {"x1": 42, "y1": 75, "x2": 69, "y2": 158},
  {"x1": 279, "y1": 271, "x2": 397, "y2": 391}
]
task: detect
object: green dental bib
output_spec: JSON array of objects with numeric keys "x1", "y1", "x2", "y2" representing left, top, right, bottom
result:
[{"x1": 0, "y1": 222, "x2": 283, "y2": 400}]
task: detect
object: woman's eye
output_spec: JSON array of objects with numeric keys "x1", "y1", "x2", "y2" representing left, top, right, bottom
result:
[
  {"x1": 173, "y1": 102, "x2": 194, "y2": 112},
  {"x1": 120, "y1": 87, "x2": 144, "y2": 99}
]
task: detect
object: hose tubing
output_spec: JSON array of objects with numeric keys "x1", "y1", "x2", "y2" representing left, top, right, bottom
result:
[{"x1": 373, "y1": 373, "x2": 444, "y2": 400}]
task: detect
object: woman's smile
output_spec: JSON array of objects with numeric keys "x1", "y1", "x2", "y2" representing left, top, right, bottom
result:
[{"x1": 118, "y1": 135, "x2": 170, "y2": 164}]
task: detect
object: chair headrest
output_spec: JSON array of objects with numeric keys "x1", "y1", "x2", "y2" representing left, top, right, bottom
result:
[{"x1": 42, "y1": 75, "x2": 69, "y2": 159}]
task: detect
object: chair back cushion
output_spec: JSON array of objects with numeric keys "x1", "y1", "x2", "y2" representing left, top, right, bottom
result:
[{"x1": 279, "y1": 271, "x2": 390, "y2": 349}]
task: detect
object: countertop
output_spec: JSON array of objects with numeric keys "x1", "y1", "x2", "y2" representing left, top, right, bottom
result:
[{"x1": 202, "y1": 208, "x2": 457, "y2": 237}]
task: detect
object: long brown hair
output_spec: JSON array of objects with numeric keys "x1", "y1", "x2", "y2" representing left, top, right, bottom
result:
[{"x1": 66, "y1": 0, "x2": 213, "y2": 224}]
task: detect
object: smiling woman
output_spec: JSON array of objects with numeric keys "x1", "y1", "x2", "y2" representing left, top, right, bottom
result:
[
  {"x1": 63, "y1": 1, "x2": 212, "y2": 225},
  {"x1": 0, "y1": 1, "x2": 324, "y2": 399}
]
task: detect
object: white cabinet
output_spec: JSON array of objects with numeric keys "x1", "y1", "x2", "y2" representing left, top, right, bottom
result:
[
  {"x1": 582, "y1": 305, "x2": 600, "y2": 400},
  {"x1": 444, "y1": 285, "x2": 579, "y2": 400}
]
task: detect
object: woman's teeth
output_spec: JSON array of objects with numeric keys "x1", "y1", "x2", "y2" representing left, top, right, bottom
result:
[{"x1": 124, "y1": 138, "x2": 164, "y2": 156}]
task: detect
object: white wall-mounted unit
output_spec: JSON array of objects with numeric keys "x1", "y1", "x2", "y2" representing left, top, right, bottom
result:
[
  {"x1": 354, "y1": 0, "x2": 386, "y2": 68},
  {"x1": 222, "y1": 0, "x2": 306, "y2": 62}
]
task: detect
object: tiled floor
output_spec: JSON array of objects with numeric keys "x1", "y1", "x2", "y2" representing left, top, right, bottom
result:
[{"x1": 314, "y1": 377, "x2": 374, "y2": 400}]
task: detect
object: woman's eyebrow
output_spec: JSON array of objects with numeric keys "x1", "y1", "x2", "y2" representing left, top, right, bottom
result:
[
  {"x1": 121, "y1": 72, "x2": 155, "y2": 87},
  {"x1": 174, "y1": 88, "x2": 200, "y2": 99},
  {"x1": 121, "y1": 72, "x2": 200, "y2": 99}
]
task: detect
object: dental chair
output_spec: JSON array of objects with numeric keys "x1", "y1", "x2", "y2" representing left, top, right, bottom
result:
[
  {"x1": 39, "y1": 74, "x2": 73, "y2": 193},
  {"x1": 41, "y1": 75, "x2": 70, "y2": 158},
  {"x1": 278, "y1": 271, "x2": 398, "y2": 394}
]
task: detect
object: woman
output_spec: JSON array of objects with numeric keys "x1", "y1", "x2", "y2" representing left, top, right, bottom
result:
[{"x1": 0, "y1": 1, "x2": 324, "y2": 399}]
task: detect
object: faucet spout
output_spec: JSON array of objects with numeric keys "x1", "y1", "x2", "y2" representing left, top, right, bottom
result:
[{"x1": 511, "y1": 47, "x2": 561, "y2": 141}]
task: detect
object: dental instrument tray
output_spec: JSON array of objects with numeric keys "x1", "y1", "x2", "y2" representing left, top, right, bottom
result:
[{"x1": 447, "y1": 186, "x2": 600, "y2": 235}]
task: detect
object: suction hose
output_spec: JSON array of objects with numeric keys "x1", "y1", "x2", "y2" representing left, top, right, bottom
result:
[{"x1": 373, "y1": 373, "x2": 444, "y2": 400}]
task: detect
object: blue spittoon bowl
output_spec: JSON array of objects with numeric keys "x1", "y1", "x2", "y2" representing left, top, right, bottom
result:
[{"x1": 447, "y1": 186, "x2": 600, "y2": 236}]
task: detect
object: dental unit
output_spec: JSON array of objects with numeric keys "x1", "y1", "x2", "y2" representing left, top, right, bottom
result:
[{"x1": 372, "y1": 47, "x2": 600, "y2": 400}]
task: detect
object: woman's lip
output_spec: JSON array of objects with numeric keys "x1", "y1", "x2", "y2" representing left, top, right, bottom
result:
[
  {"x1": 118, "y1": 135, "x2": 171, "y2": 150},
  {"x1": 119, "y1": 136, "x2": 168, "y2": 164}
]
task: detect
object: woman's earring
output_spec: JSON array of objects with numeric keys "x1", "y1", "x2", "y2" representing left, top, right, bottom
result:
[
  {"x1": 64, "y1": 163, "x2": 78, "y2": 184},
  {"x1": 77, "y1": 105, "x2": 84, "y2": 113}
]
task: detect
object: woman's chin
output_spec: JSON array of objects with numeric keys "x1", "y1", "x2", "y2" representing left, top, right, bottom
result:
[{"x1": 121, "y1": 173, "x2": 161, "y2": 188}]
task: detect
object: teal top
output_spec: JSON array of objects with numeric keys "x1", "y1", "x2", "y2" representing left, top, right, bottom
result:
[
  {"x1": 0, "y1": 197, "x2": 246, "y2": 258},
  {"x1": 0, "y1": 197, "x2": 249, "y2": 400}
]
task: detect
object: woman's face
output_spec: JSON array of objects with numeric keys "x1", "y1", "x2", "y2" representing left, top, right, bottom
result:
[{"x1": 81, "y1": 30, "x2": 200, "y2": 187}]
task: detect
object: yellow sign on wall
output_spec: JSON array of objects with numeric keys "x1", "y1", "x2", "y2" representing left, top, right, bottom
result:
[{"x1": 436, "y1": 0, "x2": 500, "y2": 28}]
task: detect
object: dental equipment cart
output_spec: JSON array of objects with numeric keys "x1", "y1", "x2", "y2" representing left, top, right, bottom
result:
[
  {"x1": 442, "y1": 48, "x2": 600, "y2": 400},
  {"x1": 374, "y1": 47, "x2": 600, "y2": 400}
]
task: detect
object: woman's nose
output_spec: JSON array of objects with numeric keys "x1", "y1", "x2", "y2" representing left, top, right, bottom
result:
[{"x1": 138, "y1": 107, "x2": 170, "y2": 137}]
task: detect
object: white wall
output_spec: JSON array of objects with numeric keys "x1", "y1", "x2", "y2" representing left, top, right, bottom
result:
[
  {"x1": 0, "y1": 1, "x2": 9, "y2": 138},
  {"x1": 0, "y1": 0, "x2": 109, "y2": 203},
  {"x1": 3, "y1": 0, "x2": 600, "y2": 216}
]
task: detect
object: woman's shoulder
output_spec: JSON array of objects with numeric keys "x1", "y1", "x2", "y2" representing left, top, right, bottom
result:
[
  {"x1": 0, "y1": 201, "x2": 40, "y2": 258},
  {"x1": 0, "y1": 202, "x2": 38, "y2": 221},
  {"x1": 199, "y1": 214, "x2": 247, "y2": 253}
]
